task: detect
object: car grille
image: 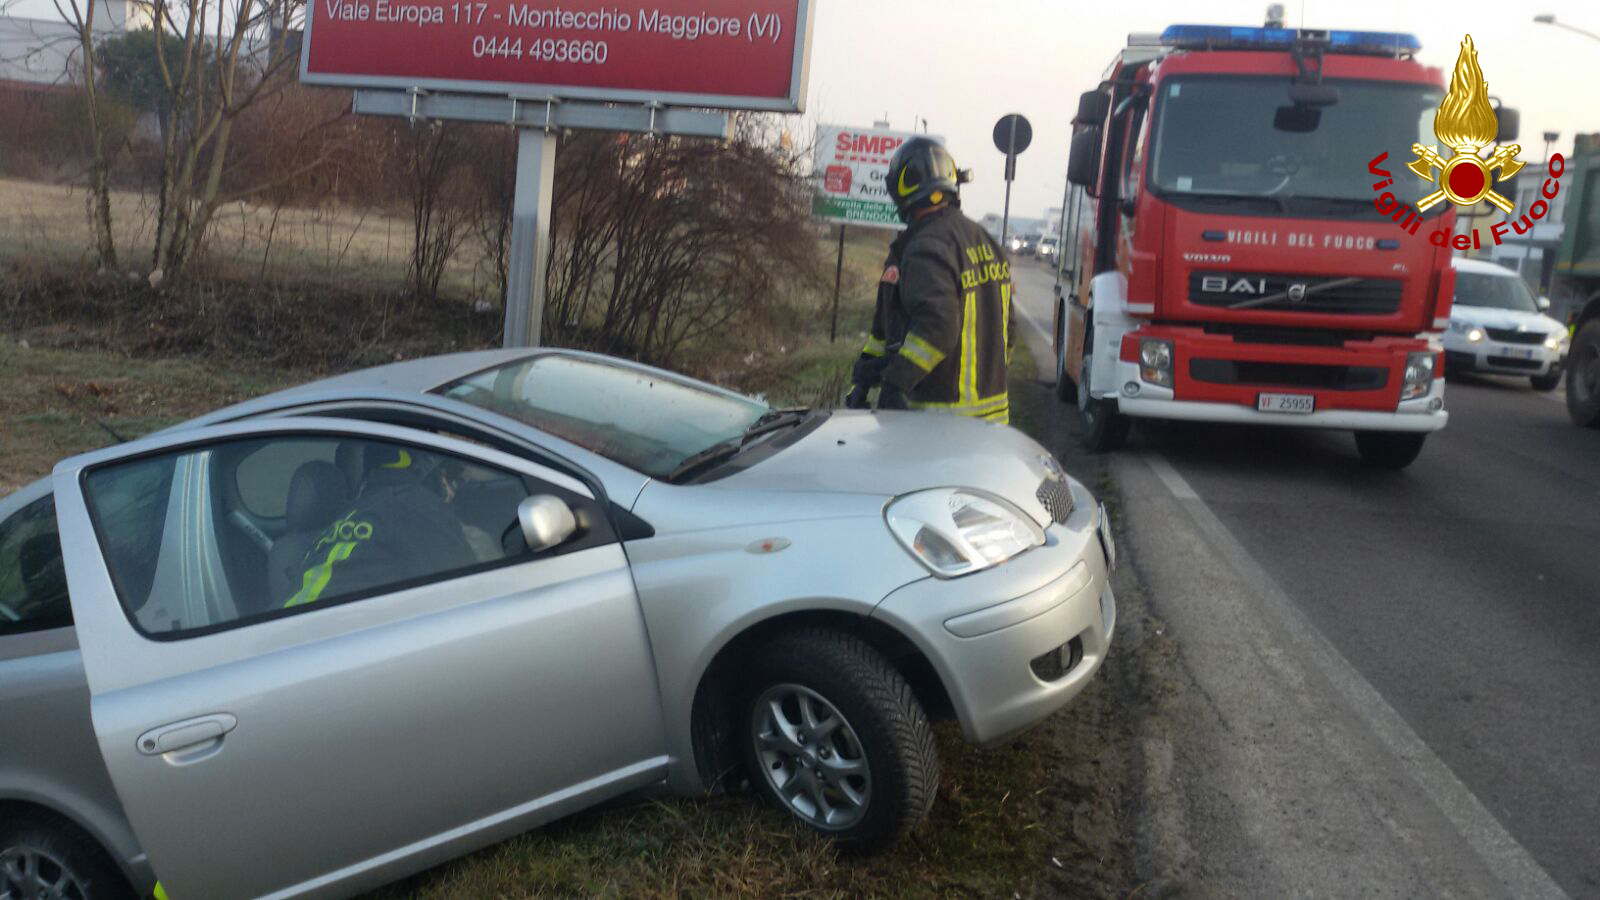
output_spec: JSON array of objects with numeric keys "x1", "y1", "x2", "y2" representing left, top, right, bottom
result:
[
  {"x1": 1484, "y1": 327, "x2": 1547, "y2": 345},
  {"x1": 1036, "y1": 477, "x2": 1074, "y2": 524},
  {"x1": 1189, "y1": 359, "x2": 1389, "y2": 391},
  {"x1": 1189, "y1": 272, "x2": 1403, "y2": 315},
  {"x1": 1487, "y1": 356, "x2": 1543, "y2": 370}
]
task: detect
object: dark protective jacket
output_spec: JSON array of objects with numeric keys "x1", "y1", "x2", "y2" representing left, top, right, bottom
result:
[
  {"x1": 853, "y1": 206, "x2": 1015, "y2": 422},
  {"x1": 283, "y1": 470, "x2": 477, "y2": 608}
]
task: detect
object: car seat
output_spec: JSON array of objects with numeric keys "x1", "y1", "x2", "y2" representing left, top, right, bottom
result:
[{"x1": 264, "y1": 461, "x2": 350, "y2": 609}]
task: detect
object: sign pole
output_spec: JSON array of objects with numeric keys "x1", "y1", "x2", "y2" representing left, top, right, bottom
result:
[
  {"x1": 992, "y1": 114, "x2": 1031, "y2": 249},
  {"x1": 829, "y1": 223, "x2": 847, "y2": 342},
  {"x1": 503, "y1": 127, "x2": 559, "y2": 348}
]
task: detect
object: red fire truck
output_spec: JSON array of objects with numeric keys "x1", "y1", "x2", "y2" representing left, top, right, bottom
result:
[{"x1": 1052, "y1": 23, "x2": 1518, "y2": 467}]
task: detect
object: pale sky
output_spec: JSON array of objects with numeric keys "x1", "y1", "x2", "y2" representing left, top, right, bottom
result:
[
  {"x1": 6, "y1": 0, "x2": 1597, "y2": 222},
  {"x1": 801, "y1": 0, "x2": 1600, "y2": 221}
]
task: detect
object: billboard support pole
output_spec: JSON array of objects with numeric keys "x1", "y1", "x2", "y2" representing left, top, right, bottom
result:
[
  {"x1": 503, "y1": 127, "x2": 559, "y2": 348},
  {"x1": 830, "y1": 223, "x2": 846, "y2": 342}
]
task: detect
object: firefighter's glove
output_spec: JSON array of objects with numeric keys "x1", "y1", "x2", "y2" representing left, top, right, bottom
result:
[
  {"x1": 845, "y1": 383, "x2": 872, "y2": 410},
  {"x1": 877, "y1": 384, "x2": 909, "y2": 411},
  {"x1": 852, "y1": 354, "x2": 887, "y2": 386}
]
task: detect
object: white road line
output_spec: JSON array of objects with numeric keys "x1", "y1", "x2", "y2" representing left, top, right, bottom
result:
[
  {"x1": 1012, "y1": 294, "x2": 1056, "y2": 354},
  {"x1": 1140, "y1": 449, "x2": 1570, "y2": 900}
]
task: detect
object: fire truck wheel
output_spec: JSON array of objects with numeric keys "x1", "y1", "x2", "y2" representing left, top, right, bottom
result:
[
  {"x1": 1353, "y1": 431, "x2": 1428, "y2": 469},
  {"x1": 1077, "y1": 344, "x2": 1131, "y2": 452},
  {"x1": 1054, "y1": 307, "x2": 1074, "y2": 403},
  {"x1": 1566, "y1": 320, "x2": 1600, "y2": 428}
]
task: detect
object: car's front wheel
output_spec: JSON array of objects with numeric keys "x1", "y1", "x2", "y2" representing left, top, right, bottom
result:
[
  {"x1": 742, "y1": 628, "x2": 939, "y2": 849},
  {"x1": 1530, "y1": 366, "x2": 1562, "y2": 392},
  {"x1": 0, "y1": 815, "x2": 132, "y2": 900}
]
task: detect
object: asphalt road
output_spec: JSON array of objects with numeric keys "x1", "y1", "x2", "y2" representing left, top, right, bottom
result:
[{"x1": 1008, "y1": 259, "x2": 1600, "y2": 897}]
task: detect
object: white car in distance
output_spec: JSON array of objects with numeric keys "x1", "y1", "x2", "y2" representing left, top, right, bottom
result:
[{"x1": 1443, "y1": 258, "x2": 1569, "y2": 392}]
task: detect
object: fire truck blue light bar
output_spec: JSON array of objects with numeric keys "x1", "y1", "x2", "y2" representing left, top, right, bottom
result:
[{"x1": 1159, "y1": 25, "x2": 1420, "y2": 55}]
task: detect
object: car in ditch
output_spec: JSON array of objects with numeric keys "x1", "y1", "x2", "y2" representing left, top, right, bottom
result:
[{"x1": 0, "y1": 348, "x2": 1116, "y2": 900}]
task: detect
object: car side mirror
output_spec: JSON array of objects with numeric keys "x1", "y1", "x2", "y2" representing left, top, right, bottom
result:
[
  {"x1": 1537, "y1": 295, "x2": 1551, "y2": 310},
  {"x1": 518, "y1": 494, "x2": 577, "y2": 553}
]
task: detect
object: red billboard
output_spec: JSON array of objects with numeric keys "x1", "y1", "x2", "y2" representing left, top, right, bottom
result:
[{"x1": 300, "y1": 0, "x2": 812, "y2": 111}]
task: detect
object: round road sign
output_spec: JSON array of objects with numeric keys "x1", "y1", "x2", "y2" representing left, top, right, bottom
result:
[{"x1": 993, "y1": 114, "x2": 1033, "y2": 156}]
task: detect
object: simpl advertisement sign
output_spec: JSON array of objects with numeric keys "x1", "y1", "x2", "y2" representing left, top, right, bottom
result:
[
  {"x1": 813, "y1": 125, "x2": 941, "y2": 229},
  {"x1": 301, "y1": 0, "x2": 812, "y2": 111}
]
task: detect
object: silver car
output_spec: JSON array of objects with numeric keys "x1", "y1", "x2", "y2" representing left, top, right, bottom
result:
[{"x1": 0, "y1": 349, "x2": 1115, "y2": 900}]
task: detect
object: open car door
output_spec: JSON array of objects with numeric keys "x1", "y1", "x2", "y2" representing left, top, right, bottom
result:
[{"x1": 52, "y1": 417, "x2": 667, "y2": 899}]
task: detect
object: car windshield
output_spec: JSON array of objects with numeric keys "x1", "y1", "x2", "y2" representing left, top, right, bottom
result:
[
  {"x1": 1454, "y1": 271, "x2": 1540, "y2": 312},
  {"x1": 437, "y1": 355, "x2": 770, "y2": 478},
  {"x1": 1150, "y1": 76, "x2": 1443, "y2": 212}
]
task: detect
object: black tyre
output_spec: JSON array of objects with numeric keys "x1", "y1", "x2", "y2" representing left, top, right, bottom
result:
[
  {"x1": 1530, "y1": 366, "x2": 1562, "y2": 392},
  {"x1": 1077, "y1": 336, "x2": 1131, "y2": 452},
  {"x1": 1354, "y1": 431, "x2": 1428, "y2": 469},
  {"x1": 1567, "y1": 320, "x2": 1600, "y2": 427},
  {"x1": 0, "y1": 814, "x2": 133, "y2": 900},
  {"x1": 742, "y1": 628, "x2": 939, "y2": 850}
]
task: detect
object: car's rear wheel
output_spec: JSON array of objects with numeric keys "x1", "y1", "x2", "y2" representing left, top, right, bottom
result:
[
  {"x1": 0, "y1": 815, "x2": 132, "y2": 900},
  {"x1": 1354, "y1": 431, "x2": 1427, "y2": 469},
  {"x1": 741, "y1": 629, "x2": 938, "y2": 849},
  {"x1": 1567, "y1": 320, "x2": 1600, "y2": 427}
]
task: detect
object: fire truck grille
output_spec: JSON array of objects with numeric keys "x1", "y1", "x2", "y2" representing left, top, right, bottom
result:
[
  {"x1": 1189, "y1": 272, "x2": 1403, "y2": 316},
  {"x1": 1190, "y1": 359, "x2": 1390, "y2": 391},
  {"x1": 1036, "y1": 477, "x2": 1074, "y2": 524},
  {"x1": 1484, "y1": 327, "x2": 1547, "y2": 345}
]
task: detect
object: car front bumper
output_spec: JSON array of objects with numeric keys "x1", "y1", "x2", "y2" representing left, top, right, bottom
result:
[
  {"x1": 1443, "y1": 339, "x2": 1562, "y2": 376},
  {"x1": 870, "y1": 489, "x2": 1114, "y2": 746}
]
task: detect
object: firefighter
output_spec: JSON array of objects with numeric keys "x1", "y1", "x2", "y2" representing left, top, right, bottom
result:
[
  {"x1": 845, "y1": 137, "x2": 1015, "y2": 423},
  {"x1": 284, "y1": 443, "x2": 477, "y2": 608}
]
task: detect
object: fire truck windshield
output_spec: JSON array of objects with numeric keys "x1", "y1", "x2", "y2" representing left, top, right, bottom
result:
[{"x1": 1149, "y1": 76, "x2": 1444, "y2": 214}]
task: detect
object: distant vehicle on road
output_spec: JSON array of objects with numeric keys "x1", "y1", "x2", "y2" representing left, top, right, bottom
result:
[
  {"x1": 1443, "y1": 258, "x2": 1568, "y2": 391},
  {"x1": 1052, "y1": 22, "x2": 1491, "y2": 469},
  {"x1": 1550, "y1": 134, "x2": 1600, "y2": 427},
  {"x1": 0, "y1": 349, "x2": 1116, "y2": 899},
  {"x1": 1021, "y1": 233, "x2": 1042, "y2": 256},
  {"x1": 1037, "y1": 236, "x2": 1060, "y2": 263}
]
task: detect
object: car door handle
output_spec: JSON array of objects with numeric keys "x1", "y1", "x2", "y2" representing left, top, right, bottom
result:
[{"x1": 137, "y1": 714, "x2": 238, "y2": 756}]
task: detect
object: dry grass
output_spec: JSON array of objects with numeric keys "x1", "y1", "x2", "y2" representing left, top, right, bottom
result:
[{"x1": 0, "y1": 177, "x2": 492, "y2": 296}]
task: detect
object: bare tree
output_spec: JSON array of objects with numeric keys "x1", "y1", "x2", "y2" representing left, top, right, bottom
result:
[
  {"x1": 136, "y1": 0, "x2": 305, "y2": 278},
  {"x1": 42, "y1": 0, "x2": 119, "y2": 267}
]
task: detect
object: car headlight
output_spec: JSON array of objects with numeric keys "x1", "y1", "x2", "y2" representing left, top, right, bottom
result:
[
  {"x1": 1544, "y1": 333, "x2": 1564, "y2": 351},
  {"x1": 886, "y1": 488, "x2": 1045, "y2": 578},
  {"x1": 1466, "y1": 327, "x2": 1484, "y2": 343}
]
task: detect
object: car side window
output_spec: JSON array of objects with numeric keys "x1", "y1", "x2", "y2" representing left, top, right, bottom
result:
[
  {"x1": 82, "y1": 434, "x2": 605, "y2": 639},
  {"x1": 0, "y1": 495, "x2": 72, "y2": 636}
]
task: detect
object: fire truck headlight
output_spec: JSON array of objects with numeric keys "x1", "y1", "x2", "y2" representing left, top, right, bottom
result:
[
  {"x1": 1139, "y1": 339, "x2": 1174, "y2": 388},
  {"x1": 1401, "y1": 351, "x2": 1436, "y2": 401}
]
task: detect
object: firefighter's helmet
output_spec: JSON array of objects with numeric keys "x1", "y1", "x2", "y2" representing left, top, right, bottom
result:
[{"x1": 885, "y1": 137, "x2": 962, "y2": 221}]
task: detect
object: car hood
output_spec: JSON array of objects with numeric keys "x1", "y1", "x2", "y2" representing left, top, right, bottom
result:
[
  {"x1": 709, "y1": 410, "x2": 1064, "y2": 526},
  {"x1": 1450, "y1": 305, "x2": 1564, "y2": 335}
]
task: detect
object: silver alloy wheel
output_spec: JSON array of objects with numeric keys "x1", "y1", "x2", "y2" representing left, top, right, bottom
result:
[
  {"x1": 1577, "y1": 340, "x2": 1600, "y2": 404},
  {"x1": 0, "y1": 845, "x2": 87, "y2": 900},
  {"x1": 751, "y1": 683, "x2": 872, "y2": 830}
]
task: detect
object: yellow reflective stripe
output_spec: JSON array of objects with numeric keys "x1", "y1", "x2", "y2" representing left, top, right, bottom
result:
[
  {"x1": 908, "y1": 392, "x2": 1009, "y2": 417},
  {"x1": 899, "y1": 332, "x2": 947, "y2": 372},
  {"x1": 380, "y1": 449, "x2": 412, "y2": 469},
  {"x1": 154, "y1": 884, "x2": 170, "y2": 900},
  {"x1": 962, "y1": 290, "x2": 980, "y2": 404},
  {"x1": 1001, "y1": 283, "x2": 1012, "y2": 364},
  {"x1": 862, "y1": 337, "x2": 886, "y2": 357},
  {"x1": 286, "y1": 541, "x2": 357, "y2": 608}
]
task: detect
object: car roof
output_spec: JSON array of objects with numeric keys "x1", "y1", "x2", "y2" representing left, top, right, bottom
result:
[{"x1": 1451, "y1": 257, "x2": 1518, "y2": 277}]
